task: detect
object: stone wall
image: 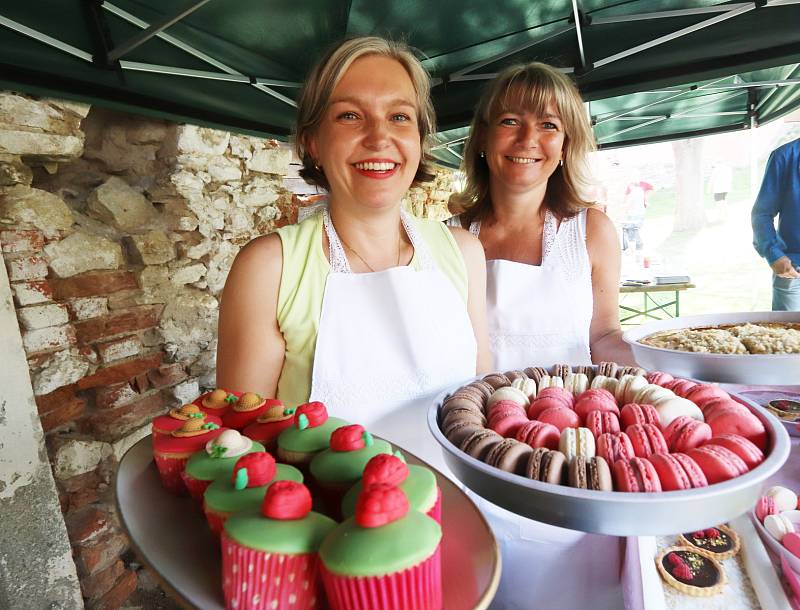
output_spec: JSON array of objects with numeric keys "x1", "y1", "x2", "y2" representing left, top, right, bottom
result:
[{"x1": 0, "y1": 92, "x2": 456, "y2": 609}]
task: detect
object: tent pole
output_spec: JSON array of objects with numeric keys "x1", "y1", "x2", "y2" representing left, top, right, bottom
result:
[{"x1": 0, "y1": 15, "x2": 92, "y2": 61}]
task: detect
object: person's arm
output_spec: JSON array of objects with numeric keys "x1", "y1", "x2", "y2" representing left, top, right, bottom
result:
[
  {"x1": 585, "y1": 208, "x2": 636, "y2": 366},
  {"x1": 448, "y1": 226, "x2": 492, "y2": 373},
  {"x1": 216, "y1": 233, "x2": 286, "y2": 396},
  {"x1": 752, "y1": 149, "x2": 798, "y2": 277}
]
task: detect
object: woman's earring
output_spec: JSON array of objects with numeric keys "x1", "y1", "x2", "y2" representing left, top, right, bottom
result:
[
  {"x1": 479, "y1": 151, "x2": 486, "y2": 158},
  {"x1": 559, "y1": 159, "x2": 564, "y2": 167}
]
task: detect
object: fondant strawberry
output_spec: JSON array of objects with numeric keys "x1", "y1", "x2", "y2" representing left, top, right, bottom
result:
[
  {"x1": 330, "y1": 424, "x2": 372, "y2": 452},
  {"x1": 232, "y1": 452, "x2": 276, "y2": 489},
  {"x1": 295, "y1": 401, "x2": 328, "y2": 430},
  {"x1": 355, "y1": 483, "x2": 409, "y2": 528},
  {"x1": 362, "y1": 453, "x2": 409, "y2": 487},
  {"x1": 262, "y1": 480, "x2": 312, "y2": 520}
]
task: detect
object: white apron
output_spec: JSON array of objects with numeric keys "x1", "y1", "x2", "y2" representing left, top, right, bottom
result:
[
  {"x1": 309, "y1": 208, "x2": 476, "y2": 472},
  {"x1": 449, "y1": 210, "x2": 623, "y2": 610}
]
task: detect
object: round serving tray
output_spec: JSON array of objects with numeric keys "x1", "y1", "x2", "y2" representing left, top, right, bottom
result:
[
  {"x1": 427, "y1": 388, "x2": 790, "y2": 536},
  {"x1": 622, "y1": 311, "x2": 800, "y2": 385},
  {"x1": 116, "y1": 436, "x2": 500, "y2": 610}
]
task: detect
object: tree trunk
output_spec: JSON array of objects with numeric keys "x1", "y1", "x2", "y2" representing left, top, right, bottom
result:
[{"x1": 671, "y1": 138, "x2": 706, "y2": 231}]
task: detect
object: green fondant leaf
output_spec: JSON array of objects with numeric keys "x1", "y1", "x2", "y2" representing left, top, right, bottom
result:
[
  {"x1": 363, "y1": 431, "x2": 374, "y2": 447},
  {"x1": 225, "y1": 393, "x2": 237, "y2": 403},
  {"x1": 298, "y1": 414, "x2": 309, "y2": 430},
  {"x1": 202, "y1": 422, "x2": 220, "y2": 430},
  {"x1": 394, "y1": 450, "x2": 406, "y2": 463},
  {"x1": 284, "y1": 407, "x2": 296, "y2": 416},
  {"x1": 211, "y1": 445, "x2": 228, "y2": 459},
  {"x1": 235, "y1": 468, "x2": 249, "y2": 490},
  {"x1": 189, "y1": 412, "x2": 204, "y2": 419}
]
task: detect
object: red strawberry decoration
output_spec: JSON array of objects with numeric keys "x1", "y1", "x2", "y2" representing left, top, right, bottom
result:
[
  {"x1": 704, "y1": 528, "x2": 720, "y2": 539},
  {"x1": 295, "y1": 401, "x2": 328, "y2": 430},
  {"x1": 262, "y1": 481, "x2": 312, "y2": 520},
  {"x1": 355, "y1": 483, "x2": 409, "y2": 528},
  {"x1": 691, "y1": 530, "x2": 706, "y2": 539},
  {"x1": 232, "y1": 452, "x2": 276, "y2": 489},
  {"x1": 330, "y1": 424, "x2": 372, "y2": 452},
  {"x1": 667, "y1": 552, "x2": 693, "y2": 580},
  {"x1": 362, "y1": 453, "x2": 409, "y2": 487}
]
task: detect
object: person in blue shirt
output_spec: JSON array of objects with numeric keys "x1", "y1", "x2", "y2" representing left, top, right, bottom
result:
[{"x1": 751, "y1": 138, "x2": 800, "y2": 311}]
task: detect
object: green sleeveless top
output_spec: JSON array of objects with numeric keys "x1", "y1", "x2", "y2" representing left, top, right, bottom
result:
[{"x1": 275, "y1": 211, "x2": 468, "y2": 408}]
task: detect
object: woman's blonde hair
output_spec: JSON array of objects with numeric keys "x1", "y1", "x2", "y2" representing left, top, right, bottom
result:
[
  {"x1": 454, "y1": 62, "x2": 596, "y2": 222},
  {"x1": 294, "y1": 36, "x2": 437, "y2": 190}
]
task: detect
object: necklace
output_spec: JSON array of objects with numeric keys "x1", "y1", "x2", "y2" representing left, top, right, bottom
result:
[{"x1": 338, "y1": 233, "x2": 402, "y2": 272}]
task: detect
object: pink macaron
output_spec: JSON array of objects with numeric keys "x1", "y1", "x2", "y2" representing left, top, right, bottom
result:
[
  {"x1": 626, "y1": 423, "x2": 669, "y2": 458},
  {"x1": 646, "y1": 371, "x2": 673, "y2": 386},
  {"x1": 489, "y1": 399, "x2": 527, "y2": 419},
  {"x1": 613, "y1": 457, "x2": 662, "y2": 493},
  {"x1": 663, "y1": 378, "x2": 698, "y2": 397},
  {"x1": 704, "y1": 434, "x2": 764, "y2": 470},
  {"x1": 538, "y1": 386, "x2": 575, "y2": 408},
  {"x1": 515, "y1": 420, "x2": 561, "y2": 450},
  {"x1": 683, "y1": 384, "x2": 729, "y2": 407},
  {"x1": 704, "y1": 406, "x2": 767, "y2": 451},
  {"x1": 597, "y1": 432, "x2": 635, "y2": 464},
  {"x1": 575, "y1": 390, "x2": 620, "y2": 421},
  {"x1": 620, "y1": 403, "x2": 660, "y2": 429},
  {"x1": 528, "y1": 395, "x2": 572, "y2": 419},
  {"x1": 756, "y1": 495, "x2": 778, "y2": 522},
  {"x1": 700, "y1": 397, "x2": 749, "y2": 419},
  {"x1": 536, "y1": 407, "x2": 580, "y2": 432},
  {"x1": 686, "y1": 445, "x2": 748, "y2": 484},
  {"x1": 648, "y1": 452, "x2": 708, "y2": 491},
  {"x1": 783, "y1": 532, "x2": 800, "y2": 558},
  {"x1": 586, "y1": 410, "x2": 621, "y2": 439},
  {"x1": 664, "y1": 416, "x2": 712, "y2": 453}
]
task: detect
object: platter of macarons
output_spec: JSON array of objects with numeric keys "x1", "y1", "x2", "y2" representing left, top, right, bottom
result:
[
  {"x1": 752, "y1": 485, "x2": 800, "y2": 574},
  {"x1": 428, "y1": 362, "x2": 791, "y2": 536},
  {"x1": 622, "y1": 311, "x2": 800, "y2": 385}
]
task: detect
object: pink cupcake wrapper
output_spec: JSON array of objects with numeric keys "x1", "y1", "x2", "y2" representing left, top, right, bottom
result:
[
  {"x1": 321, "y1": 545, "x2": 442, "y2": 610},
  {"x1": 153, "y1": 454, "x2": 189, "y2": 495},
  {"x1": 221, "y1": 533, "x2": 322, "y2": 610},
  {"x1": 204, "y1": 503, "x2": 228, "y2": 538},
  {"x1": 181, "y1": 471, "x2": 212, "y2": 503},
  {"x1": 426, "y1": 487, "x2": 442, "y2": 525}
]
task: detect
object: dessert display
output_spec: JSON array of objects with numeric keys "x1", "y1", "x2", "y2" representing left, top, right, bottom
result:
[
  {"x1": 438, "y1": 363, "x2": 769, "y2": 495},
  {"x1": 222, "y1": 481, "x2": 336, "y2": 610},
  {"x1": 766, "y1": 398, "x2": 800, "y2": 422},
  {"x1": 639, "y1": 322, "x2": 800, "y2": 354},
  {"x1": 319, "y1": 483, "x2": 443, "y2": 610},
  {"x1": 656, "y1": 546, "x2": 727, "y2": 596}
]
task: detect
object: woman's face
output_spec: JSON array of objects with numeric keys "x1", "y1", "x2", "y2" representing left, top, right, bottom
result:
[
  {"x1": 309, "y1": 55, "x2": 422, "y2": 210},
  {"x1": 483, "y1": 102, "x2": 565, "y2": 196}
]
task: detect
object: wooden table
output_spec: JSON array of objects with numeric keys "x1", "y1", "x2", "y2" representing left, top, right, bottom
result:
[{"x1": 619, "y1": 282, "x2": 695, "y2": 325}]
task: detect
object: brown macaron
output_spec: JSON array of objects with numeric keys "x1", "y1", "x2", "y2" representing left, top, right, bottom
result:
[
  {"x1": 441, "y1": 407, "x2": 485, "y2": 429},
  {"x1": 482, "y1": 373, "x2": 512, "y2": 390},
  {"x1": 442, "y1": 419, "x2": 484, "y2": 447},
  {"x1": 460, "y1": 429, "x2": 503, "y2": 460},
  {"x1": 587, "y1": 456, "x2": 613, "y2": 491},
  {"x1": 616, "y1": 366, "x2": 646, "y2": 379},
  {"x1": 485, "y1": 439, "x2": 533, "y2": 475},
  {"x1": 526, "y1": 448, "x2": 567, "y2": 485},
  {"x1": 551, "y1": 364, "x2": 572, "y2": 379},
  {"x1": 504, "y1": 370, "x2": 529, "y2": 383},
  {"x1": 597, "y1": 361, "x2": 619, "y2": 378},
  {"x1": 569, "y1": 456, "x2": 589, "y2": 488},
  {"x1": 441, "y1": 395, "x2": 483, "y2": 417},
  {"x1": 448, "y1": 387, "x2": 487, "y2": 407},
  {"x1": 524, "y1": 367, "x2": 549, "y2": 384},
  {"x1": 466, "y1": 380, "x2": 495, "y2": 401},
  {"x1": 575, "y1": 365, "x2": 596, "y2": 384}
]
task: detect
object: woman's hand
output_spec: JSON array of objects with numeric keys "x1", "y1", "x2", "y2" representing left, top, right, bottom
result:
[
  {"x1": 216, "y1": 234, "x2": 286, "y2": 397},
  {"x1": 771, "y1": 256, "x2": 800, "y2": 279},
  {"x1": 449, "y1": 227, "x2": 492, "y2": 374},
  {"x1": 586, "y1": 208, "x2": 636, "y2": 366}
]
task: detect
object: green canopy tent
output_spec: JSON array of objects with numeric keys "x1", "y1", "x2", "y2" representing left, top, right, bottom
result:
[{"x1": 2, "y1": 0, "x2": 799, "y2": 164}]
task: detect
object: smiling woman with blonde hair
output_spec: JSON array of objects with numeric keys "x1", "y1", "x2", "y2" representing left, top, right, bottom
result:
[{"x1": 216, "y1": 36, "x2": 489, "y2": 466}]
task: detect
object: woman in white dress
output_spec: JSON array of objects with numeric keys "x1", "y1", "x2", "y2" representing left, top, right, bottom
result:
[
  {"x1": 449, "y1": 63, "x2": 634, "y2": 609},
  {"x1": 216, "y1": 37, "x2": 490, "y2": 466}
]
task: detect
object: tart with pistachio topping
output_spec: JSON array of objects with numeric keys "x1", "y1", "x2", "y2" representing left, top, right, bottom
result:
[
  {"x1": 656, "y1": 546, "x2": 727, "y2": 596},
  {"x1": 678, "y1": 524, "x2": 740, "y2": 560}
]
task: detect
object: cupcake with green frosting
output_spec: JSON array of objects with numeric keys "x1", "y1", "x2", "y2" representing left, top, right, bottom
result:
[
  {"x1": 319, "y1": 483, "x2": 443, "y2": 610},
  {"x1": 341, "y1": 452, "x2": 441, "y2": 523},
  {"x1": 181, "y1": 429, "x2": 264, "y2": 502},
  {"x1": 203, "y1": 451, "x2": 303, "y2": 538},
  {"x1": 222, "y1": 481, "x2": 336, "y2": 610},
  {"x1": 277, "y1": 401, "x2": 348, "y2": 468},
  {"x1": 309, "y1": 424, "x2": 392, "y2": 519}
]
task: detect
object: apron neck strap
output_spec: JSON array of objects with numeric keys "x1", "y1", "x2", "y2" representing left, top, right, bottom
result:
[
  {"x1": 322, "y1": 208, "x2": 435, "y2": 273},
  {"x1": 471, "y1": 209, "x2": 558, "y2": 263}
]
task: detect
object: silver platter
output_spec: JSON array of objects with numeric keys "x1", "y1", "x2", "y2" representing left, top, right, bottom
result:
[
  {"x1": 427, "y1": 385, "x2": 790, "y2": 536},
  {"x1": 622, "y1": 311, "x2": 800, "y2": 385}
]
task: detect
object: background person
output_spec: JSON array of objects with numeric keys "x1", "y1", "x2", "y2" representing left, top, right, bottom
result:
[
  {"x1": 752, "y1": 137, "x2": 800, "y2": 311},
  {"x1": 217, "y1": 36, "x2": 490, "y2": 466}
]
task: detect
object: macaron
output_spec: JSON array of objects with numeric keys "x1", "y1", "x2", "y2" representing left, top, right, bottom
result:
[
  {"x1": 441, "y1": 396, "x2": 485, "y2": 420},
  {"x1": 511, "y1": 377, "x2": 538, "y2": 400},
  {"x1": 527, "y1": 395, "x2": 572, "y2": 419},
  {"x1": 633, "y1": 384, "x2": 675, "y2": 407},
  {"x1": 441, "y1": 407, "x2": 485, "y2": 431},
  {"x1": 586, "y1": 410, "x2": 621, "y2": 439},
  {"x1": 485, "y1": 438, "x2": 534, "y2": 475},
  {"x1": 664, "y1": 416, "x2": 712, "y2": 453},
  {"x1": 684, "y1": 384, "x2": 729, "y2": 407},
  {"x1": 646, "y1": 371, "x2": 673, "y2": 385},
  {"x1": 537, "y1": 375, "x2": 565, "y2": 394},
  {"x1": 620, "y1": 403, "x2": 660, "y2": 429},
  {"x1": 460, "y1": 429, "x2": 503, "y2": 460},
  {"x1": 686, "y1": 445, "x2": 748, "y2": 484},
  {"x1": 704, "y1": 406, "x2": 767, "y2": 451},
  {"x1": 525, "y1": 448, "x2": 567, "y2": 485},
  {"x1": 569, "y1": 456, "x2": 612, "y2": 491},
  {"x1": 551, "y1": 364, "x2": 572, "y2": 378},
  {"x1": 442, "y1": 419, "x2": 484, "y2": 447},
  {"x1": 559, "y1": 427, "x2": 596, "y2": 461},
  {"x1": 590, "y1": 375, "x2": 619, "y2": 396},
  {"x1": 515, "y1": 420, "x2": 561, "y2": 450},
  {"x1": 488, "y1": 404, "x2": 529, "y2": 438},
  {"x1": 783, "y1": 532, "x2": 800, "y2": 558},
  {"x1": 613, "y1": 457, "x2": 662, "y2": 493},
  {"x1": 597, "y1": 432, "x2": 635, "y2": 464},
  {"x1": 524, "y1": 367, "x2": 549, "y2": 384},
  {"x1": 626, "y1": 423, "x2": 669, "y2": 458},
  {"x1": 504, "y1": 369, "x2": 530, "y2": 383},
  {"x1": 766, "y1": 486, "x2": 798, "y2": 512},
  {"x1": 651, "y1": 396, "x2": 704, "y2": 429},
  {"x1": 648, "y1": 452, "x2": 707, "y2": 491},
  {"x1": 482, "y1": 373, "x2": 511, "y2": 389},
  {"x1": 701, "y1": 398, "x2": 749, "y2": 419},
  {"x1": 537, "y1": 406, "x2": 580, "y2": 432},
  {"x1": 663, "y1": 378, "x2": 698, "y2": 397},
  {"x1": 538, "y1": 386, "x2": 575, "y2": 407},
  {"x1": 764, "y1": 513, "x2": 796, "y2": 542},
  {"x1": 487, "y1": 386, "x2": 530, "y2": 409},
  {"x1": 756, "y1": 495, "x2": 777, "y2": 522},
  {"x1": 596, "y1": 361, "x2": 619, "y2": 378},
  {"x1": 615, "y1": 374, "x2": 648, "y2": 406},
  {"x1": 564, "y1": 373, "x2": 589, "y2": 396},
  {"x1": 704, "y1": 434, "x2": 764, "y2": 470},
  {"x1": 575, "y1": 389, "x2": 619, "y2": 421}
]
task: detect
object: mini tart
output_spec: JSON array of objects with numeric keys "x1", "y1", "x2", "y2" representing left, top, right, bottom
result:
[
  {"x1": 656, "y1": 546, "x2": 727, "y2": 597},
  {"x1": 341, "y1": 463, "x2": 438, "y2": 519},
  {"x1": 678, "y1": 525, "x2": 740, "y2": 560}
]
